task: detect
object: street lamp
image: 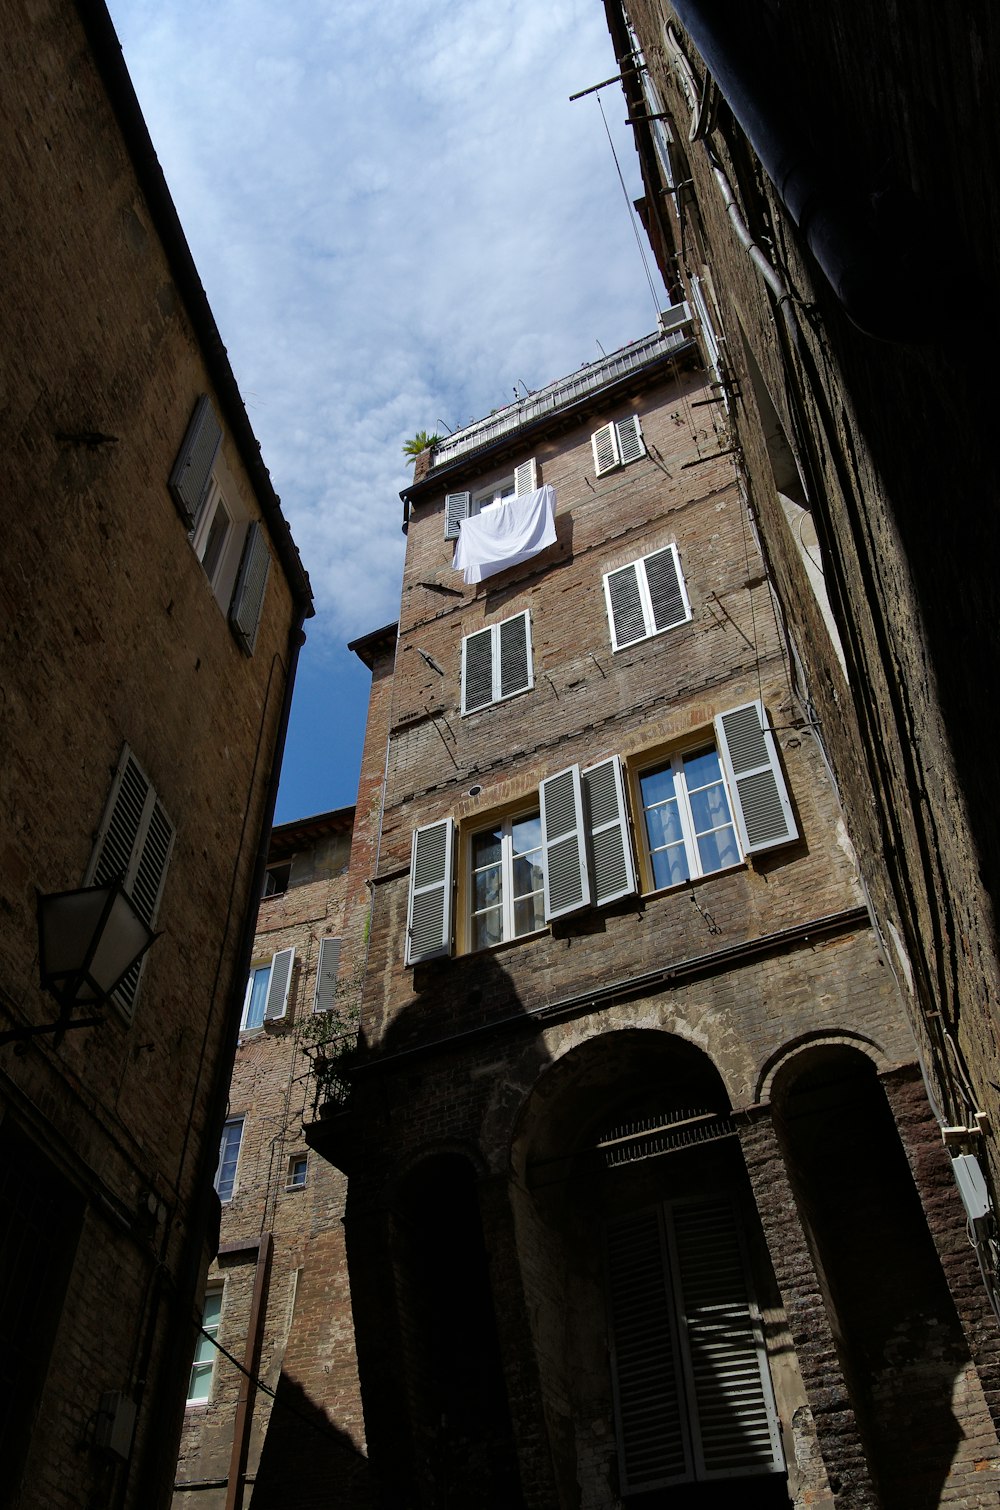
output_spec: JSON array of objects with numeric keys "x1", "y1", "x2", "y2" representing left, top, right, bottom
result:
[{"x1": 0, "y1": 878, "x2": 158, "y2": 1048}]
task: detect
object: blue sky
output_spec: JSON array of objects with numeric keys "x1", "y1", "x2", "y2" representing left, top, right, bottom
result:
[{"x1": 108, "y1": 0, "x2": 665, "y2": 822}]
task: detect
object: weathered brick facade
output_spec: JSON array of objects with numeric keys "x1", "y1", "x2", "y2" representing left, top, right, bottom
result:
[
  {"x1": 302, "y1": 334, "x2": 999, "y2": 1505},
  {"x1": 0, "y1": 4, "x2": 311, "y2": 1507},
  {"x1": 172, "y1": 809, "x2": 370, "y2": 1510},
  {"x1": 607, "y1": 0, "x2": 1000, "y2": 1322}
]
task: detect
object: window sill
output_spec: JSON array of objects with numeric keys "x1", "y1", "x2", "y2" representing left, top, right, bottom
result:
[
  {"x1": 460, "y1": 683, "x2": 533, "y2": 718},
  {"x1": 642, "y1": 860, "x2": 745, "y2": 901},
  {"x1": 461, "y1": 926, "x2": 548, "y2": 958}
]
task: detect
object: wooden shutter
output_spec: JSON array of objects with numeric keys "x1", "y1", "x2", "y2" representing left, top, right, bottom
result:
[
  {"x1": 604, "y1": 562, "x2": 647, "y2": 650},
  {"x1": 169, "y1": 395, "x2": 222, "y2": 527},
  {"x1": 264, "y1": 947, "x2": 295, "y2": 1020},
  {"x1": 644, "y1": 545, "x2": 690, "y2": 632},
  {"x1": 498, "y1": 612, "x2": 532, "y2": 699},
  {"x1": 617, "y1": 414, "x2": 646, "y2": 465},
  {"x1": 670, "y1": 1199, "x2": 784, "y2": 1480},
  {"x1": 462, "y1": 627, "x2": 495, "y2": 713},
  {"x1": 445, "y1": 492, "x2": 471, "y2": 541},
  {"x1": 607, "y1": 1208, "x2": 693, "y2": 1492},
  {"x1": 406, "y1": 818, "x2": 454, "y2": 964},
  {"x1": 592, "y1": 423, "x2": 620, "y2": 476},
  {"x1": 540, "y1": 765, "x2": 590, "y2": 920},
  {"x1": 87, "y1": 747, "x2": 175, "y2": 1017},
  {"x1": 514, "y1": 457, "x2": 537, "y2": 495},
  {"x1": 313, "y1": 936, "x2": 341, "y2": 1014},
  {"x1": 229, "y1": 522, "x2": 271, "y2": 656},
  {"x1": 714, "y1": 702, "x2": 797, "y2": 854},
  {"x1": 583, "y1": 755, "x2": 636, "y2": 906}
]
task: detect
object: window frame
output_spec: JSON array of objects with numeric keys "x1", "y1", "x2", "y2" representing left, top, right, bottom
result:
[
  {"x1": 240, "y1": 948, "x2": 295, "y2": 1031},
  {"x1": 603, "y1": 543, "x2": 691, "y2": 652},
  {"x1": 460, "y1": 609, "x2": 534, "y2": 715},
  {"x1": 635, "y1": 743, "x2": 744, "y2": 893},
  {"x1": 444, "y1": 456, "x2": 538, "y2": 540},
  {"x1": 285, "y1": 1153, "x2": 308, "y2": 1191},
  {"x1": 465, "y1": 807, "x2": 547, "y2": 953},
  {"x1": 187, "y1": 1284, "x2": 224, "y2": 1406},
  {"x1": 214, "y1": 1118, "x2": 244, "y2": 1203},
  {"x1": 592, "y1": 415, "x2": 646, "y2": 477}
]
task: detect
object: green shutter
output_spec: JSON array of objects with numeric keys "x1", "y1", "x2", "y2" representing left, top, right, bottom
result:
[
  {"x1": 169, "y1": 395, "x2": 222, "y2": 528},
  {"x1": 229, "y1": 522, "x2": 271, "y2": 656}
]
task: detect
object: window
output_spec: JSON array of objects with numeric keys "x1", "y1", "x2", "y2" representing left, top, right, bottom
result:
[
  {"x1": 187, "y1": 1287, "x2": 223, "y2": 1405},
  {"x1": 286, "y1": 1153, "x2": 308, "y2": 1190},
  {"x1": 403, "y1": 703, "x2": 796, "y2": 964},
  {"x1": 592, "y1": 415, "x2": 645, "y2": 476},
  {"x1": 262, "y1": 860, "x2": 292, "y2": 898},
  {"x1": 169, "y1": 395, "x2": 271, "y2": 656},
  {"x1": 85, "y1": 745, "x2": 174, "y2": 1019},
  {"x1": 640, "y1": 746, "x2": 741, "y2": 888},
  {"x1": 240, "y1": 948, "x2": 295, "y2": 1030},
  {"x1": 461, "y1": 610, "x2": 533, "y2": 714},
  {"x1": 604, "y1": 543, "x2": 690, "y2": 651},
  {"x1": 313, "y1": 936, "x2": 341, "y2": 1014},
  {"x1": 606, "y1": 1197, "x2": 784, "y2": 1493},
  {"x1": 444, "y1": 456, "x2": 537, "y2": 539},
  {"x1": 215, "y1": 1118, "x2": 243, "y2": 1202},
  {"x1": 470, "y1": 811, "x2": 545, "y2": 949}
]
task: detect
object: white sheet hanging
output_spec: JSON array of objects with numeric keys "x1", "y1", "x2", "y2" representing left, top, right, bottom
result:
[{"x1": 453, "y1": 485, "x2": 557, "y2": 584}]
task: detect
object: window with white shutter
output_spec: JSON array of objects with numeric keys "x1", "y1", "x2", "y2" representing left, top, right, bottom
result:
[
  {"x1": 406, "y1": 819, "x2": 455, "y2": 965},
  {"x1": 313, "y1": 936, "x2": 341, "y2": 1014},
  {"x1": 592, "y1": 415, "x2": 646, "y2": 477},
  {"x1": 240, "y1": 947, "x2": 295, "y2": 1029},
  {"x1": 461, "y1": 611, "x2": 533, "y2": 714},
  {"x1": 540, "y1": 766, "x2": 590, "y2": 921},
  {"x1": 170, "y1": 396, "x2": 222, "y2": 528},
  {"x1": 607, "y1": 1196, "x2": 784, "y2": 1494},
  {"x1": 229, "y1": 522, "x2": 271, "y2": 657},
  {"x1": 604, "y1": 544, "x2": 690, "y2": 651},
  {"x1": 714, "y1": 702, "x2": 797, "y2": 855},
  {"x1": 582, "y1": 756, "x2": 637, "y2": 906},
  {"x1": 85, "y1": 746, "x2": 174, "y2": 1019},
  {"x1": 444, "y1": 461, "x2": 538, "y2": 541}
]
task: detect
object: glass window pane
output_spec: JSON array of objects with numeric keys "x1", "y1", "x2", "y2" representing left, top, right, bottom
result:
[
  {"x1": 640, "y1": 764, "x2": 677, "y2": 808},
  {"x1": 473, "y1": 908, "x2": 503, "y2": 950},
  {"x1": 511, "y1": 813, "x2": 542, "y2": 855},
  {"x1": 697, "y1": 824, "x2": 740, "y2": 875},
  {"x1": 688, "y1": 780, "x2": 732, "y2": 836},
  {"x1": 472, "y1": 828, "x2": 502, "y2": 868},
  {"x1": 644, "y1": 798, "x2": 684, "y2": 851},
  {"x1": 474, "y1": 865, "x2": 502, "y2": 911},
  {"x1": 682, "y1": 747, "x2": 723, "y2": 790},
  {"x1": 514, "y1": 893, "x2": 545, "y2": 936},
  {"x1": 243, "y1": 965, "x2": 269, "y2": 1030},
  {"x1": 512, "y1": 854, "x2": 543, "y2": 900},
  {"x1": 651, "y1": 843, "x2": 690, "y2": 889}
]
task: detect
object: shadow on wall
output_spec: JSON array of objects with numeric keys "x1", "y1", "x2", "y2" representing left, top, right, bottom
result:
[
  {"x1": 772, "y1": 1046, "x2": 972, "y2": 1510},
  {"x1": 250, "y1": 1372, "x2": 372, "y2": 1510}
]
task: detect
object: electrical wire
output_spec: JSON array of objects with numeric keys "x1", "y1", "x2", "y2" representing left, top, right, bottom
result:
[
  {"x1": 596, "y1": 92, "x2": 662, "y2": 328},
  {"x1": 194, "y1": 1325, "x2": 347, "y2": 1445}
]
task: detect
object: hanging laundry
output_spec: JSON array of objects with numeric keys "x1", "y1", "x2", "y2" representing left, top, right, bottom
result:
[{"x1": 453, "y1": 484, "x2": 557, "y2": 584}]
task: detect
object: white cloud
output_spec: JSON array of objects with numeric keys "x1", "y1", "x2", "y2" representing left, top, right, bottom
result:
[{"x1": 107, "y1": 0, "x2": 663, "y2": 812}]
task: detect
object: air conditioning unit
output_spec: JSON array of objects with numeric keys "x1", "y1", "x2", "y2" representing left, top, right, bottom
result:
[
  {"x1": 94, "y1": 1392, "x2": 137, "y2": 1461},
  {"x1": 951, "y1": 1153, "x2": 993, "y2": 1242}
]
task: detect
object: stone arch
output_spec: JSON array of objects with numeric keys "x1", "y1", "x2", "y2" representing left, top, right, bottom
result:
[{"x1": 754, "y1": 1028, "x2": 888, "y2": 1105}]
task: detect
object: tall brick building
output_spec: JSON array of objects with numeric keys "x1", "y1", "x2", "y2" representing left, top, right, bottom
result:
[
  {"x1": 0, "y1": 3, "x2": 311, "y2": 1507},
  {"x1": 602, "y1": 0, "x2": 1000, "y2": 1310},
  {"x1": 303, "y1": 328, "x2": 1000, "y2": 1507}
]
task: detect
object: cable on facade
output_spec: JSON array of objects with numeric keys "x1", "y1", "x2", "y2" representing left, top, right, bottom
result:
[
  {"x1": 195, "y1": 1326, "x2": 347, "y2": 1444},
  {"x1": 596, "y1": 93, "x2": 662, "y2": 329}
]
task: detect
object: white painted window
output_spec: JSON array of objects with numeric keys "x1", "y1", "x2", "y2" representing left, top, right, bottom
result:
[
  {"x1": 469, "y1": 811, "x2": 546, "y2": 950},
  {"x1": 592, "y1": 415, "x2": 646, "y2": 476},
  {"x1": 214, "y1": 1118, "x2": 244, "y2": 1203},
  {"x1": 639, "y1": 745, "x2": 742, "y2": 888},
  {"x1": 187, "y1": 1286, "x2": 223, "y2": 1405},
  {"x1": 240, "y1": 948, "x2": 295, "y2": 1030},
  {"x1": 444, "y1": 457, "x2": 538, "y2": 539},
  {"x1": 461, "y1": 610, "x2": 533, "y2": 714},
  {"x1": 286, "y1": 1153, "x2": 308, "y2": 1190},
  {"x1": 604, "y1": 544, "x2": 691, "y2": 651}
]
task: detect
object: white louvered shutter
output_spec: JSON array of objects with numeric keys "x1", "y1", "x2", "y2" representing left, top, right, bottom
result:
[
  {"x1": 583, "y1": 756, "x2": 636, "y2": 906},
  {"x1": 592, "y1": 423, "x2": 620, "y2": 476},
  {"x1": 514, "y1": 457, "x2": 537, "y2": 495},
  {"x1": 498, "y1": 612, "x2": 532, "y2": 700},
  {"x1": 445, "y1": 492, "x2": 471, "y2": 541},
  {"x1": 87, "y1": 747, "x2": 175, "y2": 1017},
  {"x1": 714, "y1": 702, "x2": 797, "y2": 854},
  {"x1": 169, "y1": 395, "x2": 223, "y2": 527},
  {"x1": 462, "y1": 627, "x2": 495, "y2": 713},
  {"x1": 229, "y1": 522, "x2": 271, "y2": 656},
  {"x1": 644, "y1": 545, "x2": 690, "y2": 632},
  {"x1": 405, "y1": 819, "x2": 454, "y2": 964},
  {"x1": 313, "y1": 936, "x2": 341, "y2": 1014},
  {"x1": 604, "y1": 562, "x2": 647, "y2": 650},
  {"x1": 617, "y1": 414, "x2": 646, "y2": 465},
  {"x1": 607, "y1": 1208, "x2": 693, "y2": 1492},
  {"x1": 264, "y1": 947, "x2": 295, "y2": 1020},
  {"x1": 540, "y1": 766, "x2": 590, "y2": 921},
  {"x1": 670, "y1": 1200, "x2": 784, "y2": 1480}
]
